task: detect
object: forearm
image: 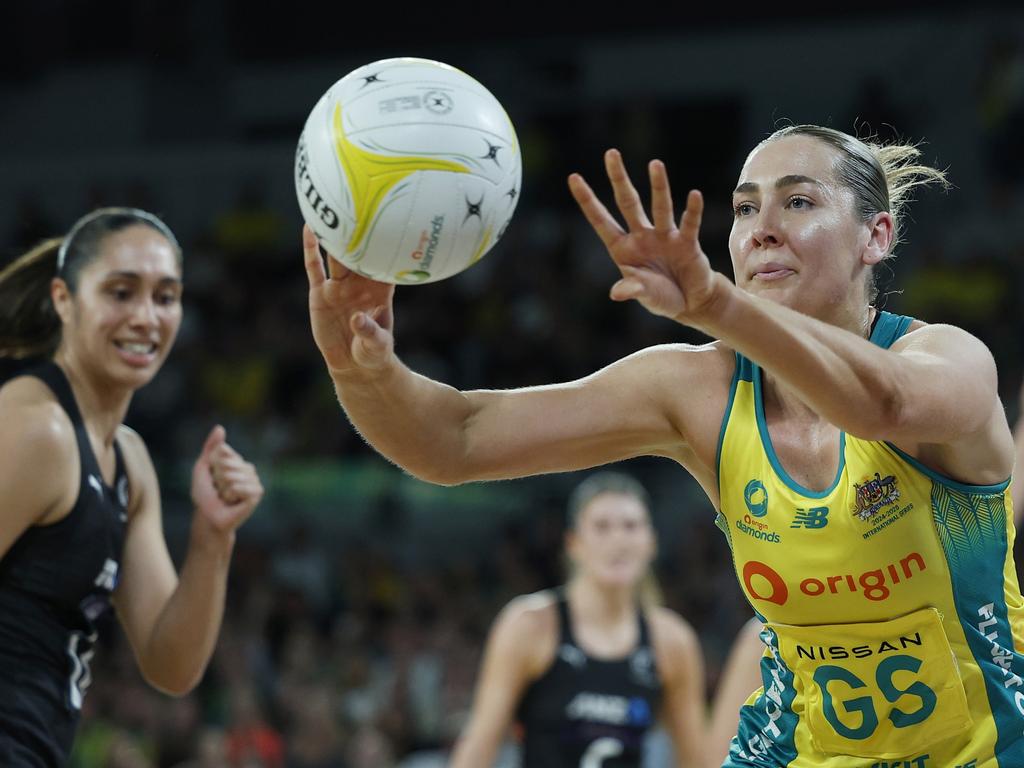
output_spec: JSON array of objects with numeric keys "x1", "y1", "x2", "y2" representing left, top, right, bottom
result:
[
  {"x1": 449, "y1": 729, "x2": 502, "y2": 768},
  {"x1": 694, "y1": 280, "x2": 902, "y2": 438},
  {"x1": 332, "y1": 359, "x2": 476, "y2": 484},
  {"x1": 142, "y1": 527, "x2": 233, "y2": 695}
]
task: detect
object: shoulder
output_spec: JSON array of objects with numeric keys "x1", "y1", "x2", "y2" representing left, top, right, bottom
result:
[
  {"x1": 647, "y1": 606, "x2": 702, "y2": 680},
  {"x1": 612, "y1": 341, "x2": 736, "y2": 384},
  {"x1": 0, "y1": 376, "x2": 78, "y2": 516},
  {"x1": 892, "y1": 321, "x2": 993, "y2": 359},
  {"x1": 492, "y1": 590, "x2": 559, "y2": 640},
  {"x1": 0, "y1": 376, "x2": 76, "y2": 466}
]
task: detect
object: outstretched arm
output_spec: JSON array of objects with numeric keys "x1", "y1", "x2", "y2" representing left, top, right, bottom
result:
[
  {"x1": 569, "y1": 151, "x2": 1013, "y2": 484},
  {"x1": 113, "y1": 426, "x2": 262, "y2": 695},
  {"x1": 304, "y1": 226, "x2": 716, "y2": 486}
]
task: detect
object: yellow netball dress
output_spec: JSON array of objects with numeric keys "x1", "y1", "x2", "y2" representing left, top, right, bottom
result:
[{"x1": 717, "y1": 311, "x2": 1024, "y2": 768}]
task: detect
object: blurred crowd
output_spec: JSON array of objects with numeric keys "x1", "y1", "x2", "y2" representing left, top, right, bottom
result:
[{"x1": 3, "y1": 26, "x2": 1024, "y2": 768}]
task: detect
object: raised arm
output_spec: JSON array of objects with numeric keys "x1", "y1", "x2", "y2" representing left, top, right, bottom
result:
[
  {"x1": 568, "y1": 151, "x2": 1014, "y2": 485},
  {"x1": 304, "y1": 227, "x2": 728, "y2": 486},
  {"x1": 113, "y1": 426, "x2": 262, "y2": 695}
]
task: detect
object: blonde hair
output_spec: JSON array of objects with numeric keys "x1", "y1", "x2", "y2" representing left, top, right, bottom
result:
[{"x1": 764, "y1": 125, "x2": 950, "y2": 301}]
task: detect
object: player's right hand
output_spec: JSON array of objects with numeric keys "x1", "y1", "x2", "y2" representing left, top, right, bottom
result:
[{"x1": 302, "y1": 225, "x2": 396, "y2": 376}]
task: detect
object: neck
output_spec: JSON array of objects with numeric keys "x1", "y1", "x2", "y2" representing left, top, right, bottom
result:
[
  {"x1": 53, "y1": 352, "x2": 132, "y2": 444},
  {"x1": 567, "y1": 576, "x2": 636, "y2": 625}
]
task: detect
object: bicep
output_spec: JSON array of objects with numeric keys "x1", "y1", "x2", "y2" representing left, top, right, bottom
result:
[
  {"x1": 112, "y1": 435, "x2": 177, "y2": 656},
  {"x1": 459, "y1": 346, "x2": 705, "y2": 481}
]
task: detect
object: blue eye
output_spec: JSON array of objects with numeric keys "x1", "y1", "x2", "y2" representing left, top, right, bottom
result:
[
  {"x1": 733, "y1": 202, "x2": 756, "y2": 217},
  {"x1": 788, "y1": 197, "x2": 812, "y2": 210}
]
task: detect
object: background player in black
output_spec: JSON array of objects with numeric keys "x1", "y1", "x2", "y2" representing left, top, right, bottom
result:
[
  {"x1": 450, "y1": 473, "x2": 705, "y2": 768},
  {"x1": 0, "y1": 208, "x2": 263, "y2": 766},
  {"x1": 707, "y1": 618, "x2": 764, "y2": 767}
]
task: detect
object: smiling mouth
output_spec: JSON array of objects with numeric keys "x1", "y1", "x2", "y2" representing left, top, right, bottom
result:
[{"x1": 115, "y1": 341, "x2": 157, "y2": 355}]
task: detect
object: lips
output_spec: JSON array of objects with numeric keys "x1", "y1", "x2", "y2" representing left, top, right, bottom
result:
[
  {"x1": 114, "y1": 340, "x2": 159, "y2": 366},
  {"x1": 752, "y1": 263, "x2": 795, "y2": 281}
]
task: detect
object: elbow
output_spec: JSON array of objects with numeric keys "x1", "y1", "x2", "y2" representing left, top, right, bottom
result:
[
  {"x1": 407, "y1": 462, "x2": 473, "y2": 487},
  {"x1": 141, "y1": 663, "x2": 205, "y2": 698}
]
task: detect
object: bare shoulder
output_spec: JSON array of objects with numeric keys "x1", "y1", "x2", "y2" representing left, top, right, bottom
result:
[
  {"x1": 494, "y1": 590, "x2": 559, "y2": 639},
  {"x1": 489, "y1": 591, "x2": 560, "y2": 676},
  {"x1": 115, "y1": 424, "x2": 153, "y2": 470},
  {"x1": 620, "y1": 340, "x2": 736, "y2": 385},
  {"x1": 892, "y1": 320, "x2": 993, "y2": 359},
  {"x1": 0, "y1": 376, "x2": 76, "y2": 464},
  {"x1": 647, "y1": 606, "x2": 702, "y2": 680},
  {"x1": 0, "y1": 376, "x2": 78, "y2": 516}
]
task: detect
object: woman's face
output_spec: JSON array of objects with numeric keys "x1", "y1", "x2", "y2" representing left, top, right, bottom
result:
[
  {"x1": 728, "y1": 135, "x2": 888, "y2": 320},
  {"x1": 567, "y1": 492, "x2": 655, "y2": 590},
  {"x1": 53, "y1": 225, "x2": 182, "y2": 391}
]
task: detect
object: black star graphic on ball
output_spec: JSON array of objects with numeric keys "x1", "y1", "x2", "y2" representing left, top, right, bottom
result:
[
  {"x1": 505, "y1": 186, "x2": 517, "y2": 200},
  {"x1": 464, "y1": 195, "x2": 484, "y2": 222},
  {"x1": 481, "y1": 141, "x2": 502, "y2": 167},
  {"x1": 360, "y1": 73, "x2": 382, "y2": 88}
]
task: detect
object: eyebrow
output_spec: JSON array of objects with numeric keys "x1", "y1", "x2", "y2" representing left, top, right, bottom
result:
[
  {"x1": 103, "y1": 271, "x2": 182, "y2": 285},
  {"x1": 733, "y1": 175, "x2": 824, "y2": 195}
]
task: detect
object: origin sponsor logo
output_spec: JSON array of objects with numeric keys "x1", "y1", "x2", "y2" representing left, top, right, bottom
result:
[
  {"x1": 742, "y1": 552, "x2": 926, "y2": 606},
  {"x1": 794, "y1": 632, "x2": 923, "y2": 661},
  {"x1": 736, "y1": 514, "x2": 781, "y2": 544}
]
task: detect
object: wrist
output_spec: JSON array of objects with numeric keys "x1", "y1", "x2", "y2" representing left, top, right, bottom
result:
[
  {"x1": 679, "y1": 273, "x2": 736, "y2": 333},
  {"x1": 328, "y1": 355, "x2": 399, "y2": 387},
  {"x1": 189, "y1": 515, "x2": 235, "y2": 560}
]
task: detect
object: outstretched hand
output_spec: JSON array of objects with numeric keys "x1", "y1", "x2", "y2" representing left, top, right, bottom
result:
[
  {"x1": 568, "y1": 149, "x2": 726, "y2": 323},
  {"x1": 302, "y1": 225, "x2": 396, "y2": 376}
]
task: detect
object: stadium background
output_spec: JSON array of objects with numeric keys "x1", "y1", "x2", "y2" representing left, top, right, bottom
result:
[{"x1": 2, "y1": 3, "x2": 1023, "y2": 766}]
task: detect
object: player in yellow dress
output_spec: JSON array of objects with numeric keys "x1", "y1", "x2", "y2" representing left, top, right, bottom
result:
[{"x1": 303, "y1": 124, "x2": 1021, "y2": 766}]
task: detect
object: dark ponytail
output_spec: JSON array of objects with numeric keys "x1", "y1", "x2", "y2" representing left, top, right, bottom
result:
[{"x1": 0, "y1": 237, "x2": 63, "y2": 359}]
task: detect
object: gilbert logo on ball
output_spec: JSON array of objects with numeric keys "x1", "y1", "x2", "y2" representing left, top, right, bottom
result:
[{"x1": 295, "y1": 57, "x2": 521, "y2": 284}]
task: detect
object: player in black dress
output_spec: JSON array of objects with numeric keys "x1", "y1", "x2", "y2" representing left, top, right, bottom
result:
[
  {"x1": 0, "y1": 208, "x2": 263, "y2": 766},
  {"x1": 450, "y1": 473, "x2": 705, "y2": 768}
]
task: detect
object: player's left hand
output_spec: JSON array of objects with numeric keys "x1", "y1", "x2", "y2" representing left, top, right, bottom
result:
[
  {"x1": 190, "y1": 426, "x2": 263, "y2": 536},
  {"x1": 569, "y1": 149, "x2": 729, "y2": 324}
]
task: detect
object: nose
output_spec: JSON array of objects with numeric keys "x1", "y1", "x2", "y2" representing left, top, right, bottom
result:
[
  {"x1": 751, "y1": 209, "x2": 782, "y2": 249},
  {"x1": 130, "y1": 297, "x2": 158, "y2": 328}
]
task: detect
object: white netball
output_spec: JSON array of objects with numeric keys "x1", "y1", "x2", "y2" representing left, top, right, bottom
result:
[{"x1": 295, "y1": 57, "x2": 521, "y2": 284}]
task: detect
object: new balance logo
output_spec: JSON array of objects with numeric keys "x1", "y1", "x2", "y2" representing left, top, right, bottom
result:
[{"x1": 791, "y1": 507, "x2": 829, "y2": 529}]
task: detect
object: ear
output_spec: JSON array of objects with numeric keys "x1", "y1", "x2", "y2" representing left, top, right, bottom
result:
[
  {"x1": 50, "y1": 277, "x2": 73, "y2": 324},
  {"x1": 862, "y1": 211, "x2": 894, "y2": 266}
]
